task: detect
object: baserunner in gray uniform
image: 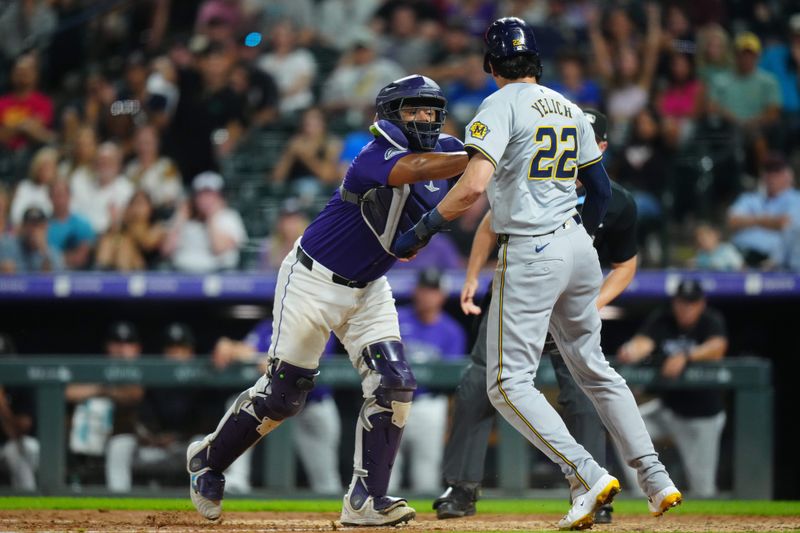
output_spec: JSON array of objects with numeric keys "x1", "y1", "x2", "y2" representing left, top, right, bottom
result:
[{"x1": 393, "y1": 18, "x2": 682, "y2": 531}]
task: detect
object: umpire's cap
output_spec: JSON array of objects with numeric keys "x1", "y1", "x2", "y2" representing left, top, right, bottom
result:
[
  {"x1": 583, "y1": 109, "x2": 608, "y2": 143},
  {"x1": 483, "y1": 17, "x2": 542, "y2": 76}
]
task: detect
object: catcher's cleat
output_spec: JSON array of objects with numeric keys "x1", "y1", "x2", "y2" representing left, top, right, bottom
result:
[
  {"x1": 557, "y1": 474, "x2": 620, "y2": 531},
  {"x1": 648, "y1": 485, "x2": 682, "y2": 516},
  {"x1": 187, "y1": 440, "x2": 225, "y2": 521},
  {"x1": 433, "y1": 484, "x2": 479, "y2": 519},
  {"x1": 594, "y1": 504, "x2": 613, "y2": 524},
  {"x1": 340, "y1": 481, "x2": 416, "y2": 527}
]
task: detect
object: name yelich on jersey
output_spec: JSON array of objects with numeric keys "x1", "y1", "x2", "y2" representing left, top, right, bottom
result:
[{"x1": 531, "y1": 98, "x2": 573, "y2": 119}]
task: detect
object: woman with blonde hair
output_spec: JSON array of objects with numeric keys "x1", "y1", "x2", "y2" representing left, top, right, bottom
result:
[
  {"x1": 696, "y1": 24, "x2": 733, "y2": 84},
  {"x1": 10, "y1": 145, "x2": 59, "y2": 225}
]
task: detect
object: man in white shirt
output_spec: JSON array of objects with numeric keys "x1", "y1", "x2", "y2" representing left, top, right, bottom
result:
[
  {"x1": 70, "y1": 142, "x2": 134, "y2": 234},
  {"x1": 164, "y1": 172, "x2": 247, "y2": 272}
]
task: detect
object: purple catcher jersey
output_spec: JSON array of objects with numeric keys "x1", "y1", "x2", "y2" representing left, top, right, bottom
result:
[{"x1": 300, "y1": 133, "x2": 464, "y2": 283}]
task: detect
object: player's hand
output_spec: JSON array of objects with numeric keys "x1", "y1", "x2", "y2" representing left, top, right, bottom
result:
[
  {"x1": 392, "y1": 208, "x2": 446, "y2": 259},
  {"x1": 392, "y1": 228, "x2": 430, "y2": 259},
  {"x1": 661, "y1": 353, "x2": 688, "y2": 379},
  {"x1": 460, "y1": 277, "x2": 482, "y2": 315}
]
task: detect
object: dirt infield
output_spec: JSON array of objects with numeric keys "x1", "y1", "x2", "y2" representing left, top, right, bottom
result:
[{"x1": 1, "y1": 510, "x2": 799, "y2": 532}]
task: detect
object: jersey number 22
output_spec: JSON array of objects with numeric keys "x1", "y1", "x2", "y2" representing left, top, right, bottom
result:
[{"x1": 529, "y1": 126, "x2": 577, "y2": 181}]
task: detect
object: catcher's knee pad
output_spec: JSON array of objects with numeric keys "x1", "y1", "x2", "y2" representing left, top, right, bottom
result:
[
  {"x1": 203, "y1": 360, "x2": 318, "y2": 473},
  {"x1": 361, "y1": 340, "x2": 417, "y2": 428},
  {"x1": 251, "y1": 359, "x2": 318, "y2": 421}
]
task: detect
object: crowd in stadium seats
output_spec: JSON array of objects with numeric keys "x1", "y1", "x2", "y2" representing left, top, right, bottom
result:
[
  {"x1": 1, "y1": 0, "x2": 800, "y2": 273},
  {"x1": 3, "y1": 0, "x2": 798, "y2": 496}
]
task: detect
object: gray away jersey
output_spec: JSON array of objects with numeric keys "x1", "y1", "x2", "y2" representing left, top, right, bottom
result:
[{"x1": 464, "y1": 83, "x2": 602, "y2": 235}]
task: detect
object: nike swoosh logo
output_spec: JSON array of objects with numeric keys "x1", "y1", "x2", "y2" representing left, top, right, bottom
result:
[
  {"x1": 535, "y1": 243, "x2": 550, "y2": 253},
  {"x1": 424, "y1": 181, "x2": 440, "y2": 192}
]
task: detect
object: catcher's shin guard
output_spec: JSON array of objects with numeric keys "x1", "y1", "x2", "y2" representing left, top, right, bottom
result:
[
  {"x1": 205, "y1": 359, "x2": 318, "y2": 473},
  {"x1": 346, "y1": 341, "x2": 416, "y2": 507}
]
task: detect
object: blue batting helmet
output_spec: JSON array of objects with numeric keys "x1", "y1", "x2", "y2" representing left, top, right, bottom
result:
[
  {"x1": 483, "y1": 17, "x2": 543, "y2": 78},
  {"x1": 375, "y1": 75, "x2": 447, "y2": 151}
]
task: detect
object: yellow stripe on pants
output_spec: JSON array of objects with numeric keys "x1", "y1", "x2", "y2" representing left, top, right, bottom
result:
[{"x1": 494, "y1": 242, "x2": 590, "y2": 491}]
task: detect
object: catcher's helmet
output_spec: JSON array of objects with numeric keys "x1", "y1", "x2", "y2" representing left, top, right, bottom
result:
[
  {"x1": 483, "y1": 17, "x2": 543, "y2": 78},
  {"x1": 375, "y1": 75, "x2": 447, "y2": 151}
]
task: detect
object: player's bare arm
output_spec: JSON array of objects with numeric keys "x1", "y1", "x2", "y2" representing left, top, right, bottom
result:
[
  {"x1": 388, "y1": 151, "x2": 468, "y2": 186},
  {"x1": 597, "y1": 255, "x2": 637, "y2": 310},
  {"x1": 461, "y1": 210, "x2": 496, "y2": 315},
  {"x1": 617, "y1": 335, "x2": 656, "y2": 364}
]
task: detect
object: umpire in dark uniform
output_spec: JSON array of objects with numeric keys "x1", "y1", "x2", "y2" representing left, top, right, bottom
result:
[{"x1": 435, "y1": 109, "x2": 638, "y2": 524}]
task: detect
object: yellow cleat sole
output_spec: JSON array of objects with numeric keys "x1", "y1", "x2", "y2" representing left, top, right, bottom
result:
[{"x1": 652, "y1": 492, "x2": 683, "y2": 517}]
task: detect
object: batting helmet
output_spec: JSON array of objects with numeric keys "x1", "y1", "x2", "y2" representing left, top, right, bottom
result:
[
  {"x1": 483, "y1": 17, "x2": 543, "y2": 78},
  {"x1": 375, "y1": 75, "x2": 447, "y2": 151}
]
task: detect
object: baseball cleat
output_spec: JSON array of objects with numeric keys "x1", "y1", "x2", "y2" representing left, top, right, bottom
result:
[
  {"x1": 648, "y1": 485, "x2": 682, "y2": 516},
  {"x1": 433, "y1": 484, "x2": 479, "y2": 519},
  {"x1": 594, "y1": 504, "x2": 613, "y2": 524},
  {"x1": 187, "y1": 440, "x2": 225, "y2": 521},
  {"x1": 340, "y1": 493, "x2": 416, "y2": 527},
  {"x1": 557, "y1": 474, "x2": 620, "y2": 531}
]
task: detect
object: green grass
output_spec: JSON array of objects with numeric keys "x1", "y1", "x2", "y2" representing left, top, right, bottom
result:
[{"x1": 0, "y1": 497, "x2": 798, "y2": 516}]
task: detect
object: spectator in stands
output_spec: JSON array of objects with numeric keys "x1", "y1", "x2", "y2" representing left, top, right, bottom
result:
[
  {"x1": 691, "y1": 223, "x2": 744, "y2": 271},
  {"x1": 728, "y1": 152, "x2": 800, "y2": 268},
  {"x1": 163, "y1": 38, "x2": 244, "y2": 181},
  {"x1": 10, "y1": 146, "x2": 57, "y2": 226},
  {"x1": 390, "y1": 268, "x2": 466, "y2": 492},
  {"x1": 104, "y1": 51, "x2": 152, "y2": 157},
  {"x1": 259, "y1": 199, "x2": 309, "y2": 270},
  {"x1": 760, "y1": 13, "x2": 800, "y2": 147},
  {"x1": 420, "y1": 16, "x2": 474, "y2": 85},
  {"x1": 441, "y1": 0, "x2": 496, "y2": 38},
  {"x1": 0, "y1": 185, "x2": 10, "y2": 236},
  {"x1": 66, "y1": 321, "x2": 145, "y2": 492},
  {"x1": 545, "y1": 51, "x2": 603, "y2": 110},
  {"x1": 250, "y1": 0, "x2": 315, "y2": 46},
  {"x1": 322, "y1": 33, "x2": 404, "y2": 129},
  {"x1": 614, "y1": 107, "x2": 669, "y2": 232},
  {"x1": 124, "y1": 125, "x2": 183, "y2": 219},
  {"x1": 95, "y1": 190, "x2": 166, "y2": 271},
  {"x1": 591, "y1": 4, "x2": 661, "y2": 145},
  {"x1": 71, "y1": 141, "x2": 134, "y2": 234},
  {"x1": 315, "y1": 0, "x2": 378, "y2": 51},
  {"x1": 257, "y1": 20, "x2": 316, "y2": 116},
  {"x1": 658, "y1": 52, "x2": 704, "y2": 148},
  {"x1": 270, "y1": 107, "x2": 342, "y2": 198},
  {"x1": 376, "y1": 3, "x2": 433, "y2": 72},
  {"x1": 696, "y1": 24, "x2": 733, "y2": 85},
  {"x1": 163, "y1": 171, "x2": 246, "y2": 273},
  {"x1": 229, "y1": 57, "x2": 280, "y2": 129},
  {"x1": 0, "y1": 53, "x2": 55, "y2": 152},
  {"x1": 617, "y1": 279, "x2": 728, "y2": 498},
  {"x1": 58, "y1": 125, "x2": 97, "y2": 186},
  {"x1": 0, "y1": 207, "x2": 63, "y2": 273},
  {"x1": 446, "y1": 52, "x2": 497, "y2": 126},
  {"x1": 196, "y1": 0, "x2": 242, "y2": 47},
  {"x1": 0, "y1": 333, "x2": 38, "y2": 491},
  {"x1": 213, "y1": 322, "x2": 342, "y2": 493},
  {"x1": 47, "y1": 179, "x2": 95, "y2": 270},
  {"x1": 707, "y1": 32, "x2": 782, "y2": 170},
  {"x1": 0, "y1": 1, "x2": 56, "y2": 70}
]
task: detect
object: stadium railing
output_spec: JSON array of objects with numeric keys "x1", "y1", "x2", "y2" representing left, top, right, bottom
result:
[{"x1": 0, "y1": 356, "x2": 773, "y2": 499}]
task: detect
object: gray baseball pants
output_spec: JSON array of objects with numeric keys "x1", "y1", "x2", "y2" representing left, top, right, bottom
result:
[{"x1": 485, "y1": 221, "x2": 672, "y2": 499}]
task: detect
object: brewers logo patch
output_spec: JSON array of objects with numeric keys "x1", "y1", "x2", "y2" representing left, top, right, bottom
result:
[{"x1": 469, "y1": 121, "x2": 490, "y2": 140}]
